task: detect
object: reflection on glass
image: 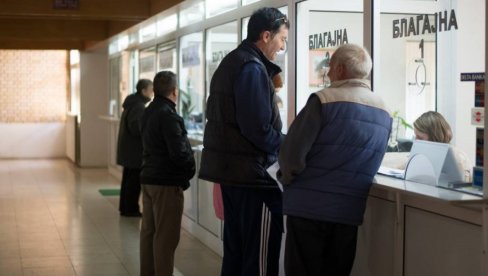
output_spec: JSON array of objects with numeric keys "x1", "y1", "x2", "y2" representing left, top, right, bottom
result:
[
  {"x1": 129, "y1": 32, "x2": 138, "y2": 46},
  {"x1": 139, "y1": 23, "x2": 156, "y2": 43},
  {"x1": 157, "y1": 14, "x2": 177, "y2": 37},
  {"x1": 119, "y1": 51, "x2": 131, "y2": 116},
  {"x1": 69, "y1": 50, "x2": 80, "y2": 115},
  {"x1": 139, "y1": 47, "x2": 156, "y2": 80},
  {"x1": 379, "y1": 0, "x2": 484, "y2": 188},
  {"x1": 109, "y1": 57, "x2": 121, "y2": 116},
  {"x1": 242, "y1": 0, "x2": 261, "y2": 5},
  {"x1": 109, "y1": 40, "x2": 118, "y2": 55},
  {"x1": 179, "y1": 1, "x2": 204, "y2": 28},
  {"x1": 379, "y1": 12, "x2": 436, "y2": 142},
  {"x1": 118, "y1": 35, "x2": 129, "y2": 51},
  {"x1": 206, "y1": 0, "x2": 238, "y2": 18},
  {"x1": 179, "y1": 32, "x2": 204, "y2": 138},
  {"x1": 157, "y1": 42, "x2": 177, "y2": 73},
  {"x1": 296, "y1": 0, "x2": 363, "y2": 113},
  {"x1": 206, "y1": 21, "x2": 238, "y2": 98},
  {"x1": 241, "y1": 17, "x2": 249, "y2": 39}
]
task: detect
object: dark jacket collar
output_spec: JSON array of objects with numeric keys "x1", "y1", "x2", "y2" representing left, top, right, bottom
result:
[
  {"x1": 153, "y1": 95, "x2": 176, "y2": 110},
  {"x1": 123, "y1": 92, "x2": 150, "y2": 108},
  {"x1": 138, "y1": 93, "x2": 152, "y2": 103},
  {"x1": 239, "y1": 39, "x2": 282, "y2": 77}
]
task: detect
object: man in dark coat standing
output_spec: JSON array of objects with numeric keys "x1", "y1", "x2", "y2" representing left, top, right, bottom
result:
[
  {"x1": 139, "y1": 71, "x2": 195, "y2": 276},
  {"x1": 199, "y1": 7, "x2": 289, "y2": 276},
  {"x1": 117, "y1": 79, "x2": 153, "y2": 217}
]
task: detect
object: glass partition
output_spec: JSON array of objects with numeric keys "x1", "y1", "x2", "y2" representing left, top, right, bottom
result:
[
  {"x1": 69, "y1": 50, "x2": 80, "y2": 115},
  {"x1": 179, "y1": 32, "x2": 205, "y2": 140},
  {"x1": 129, "y1": 50, "x2": 139, "y2": 98},
  {"x1": 139, "y1": 23, "x2": 156, "y2": 43},
  {"x1": 157, "y1": 14, "x2": 177, "y2": 37},
  {"x1": 242, "y1": 0, "x2": 260, "y2": 5},
  {"x1": 119, "y1": 51, "x2": 131, "y2": 116},
  {"x1": 157, "y1": 41, "x2": 177, "y2": 73},
  {"x1": 109, "y1": 56, "x2": 121, "y2": 117},
  {"x1": 241, "y1": 17, "x2": 249, "y2": 40},
  {"x1": 296, "y1": 0, "x2": 364, "y2": 113},
  {"x1": 139, "y1": 47, "x2": 156, "y2": 80},
  {"x1": 180, "y1": 1, "x2": 205, "y2": 28},
  {"x1": 377, "y1": 0, "x2": 485, "y2": 188},
  {"x1": 206, "y1": 0, "x2": 238, "y2": 18},
  {"x1": 206, "y1": 21, "x2": 238, "y2": 95}
]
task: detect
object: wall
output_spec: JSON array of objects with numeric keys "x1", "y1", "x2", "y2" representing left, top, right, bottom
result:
[
  {"x1": 451, "y1": 0, "x2": 485, "y2": 170},
  {"x1": 0, "y1": 50, "x2": 67, "y2": 158},
  {"x1": 79, "y1": 49, "x2": 109, "y2": 167}
]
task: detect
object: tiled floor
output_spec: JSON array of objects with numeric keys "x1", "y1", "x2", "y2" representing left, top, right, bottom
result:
[{"x1": 0, "y1": 159, "x2": 222, "y2": 276}]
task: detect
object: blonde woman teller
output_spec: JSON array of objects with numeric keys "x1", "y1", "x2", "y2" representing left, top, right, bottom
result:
[{"x1": 383, "y1": 111, "x2": 472, "y2": 181}]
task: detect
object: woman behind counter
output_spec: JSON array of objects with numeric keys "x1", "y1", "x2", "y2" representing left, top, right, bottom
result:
[{"x1": 383, "y1": 111, "x2": 472, "y2": 181}]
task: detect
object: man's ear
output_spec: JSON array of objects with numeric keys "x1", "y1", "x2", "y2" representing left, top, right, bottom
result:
[{"x1": 261, "y1": 31, "x2": 271, "y2": 43}]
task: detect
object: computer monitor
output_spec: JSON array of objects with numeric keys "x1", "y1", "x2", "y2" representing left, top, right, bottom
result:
[{"x1": 408, "y1": 140, "x2": 464, "y2": 186}]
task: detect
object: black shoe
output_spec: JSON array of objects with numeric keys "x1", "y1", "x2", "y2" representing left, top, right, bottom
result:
[{"x1": 121, "y1": 211, "x2": 142, "y2": 217}]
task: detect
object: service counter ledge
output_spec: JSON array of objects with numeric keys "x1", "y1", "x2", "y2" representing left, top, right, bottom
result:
[
  {"x1": 186, "y1": 147, "x2": 488, "y2": 276},
  {"x1": 349, "y1": 175, "x2": 488, "y2": 276}
]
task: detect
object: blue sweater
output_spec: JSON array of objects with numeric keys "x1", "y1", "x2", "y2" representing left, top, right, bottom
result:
[{"x1": 235, "y1": 62, "x2": 282, "y2": 155}]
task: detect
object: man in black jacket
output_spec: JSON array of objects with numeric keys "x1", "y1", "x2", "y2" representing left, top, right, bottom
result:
[
  {"x1": 139, "y1": 71, "x2": 195, "y2": 276},
  {"x1": 199, "y1": 7, "x2": 288, "y2": 276},
  {"x1": 117, "y1": 79, "x2": 153, "y2": 217}
]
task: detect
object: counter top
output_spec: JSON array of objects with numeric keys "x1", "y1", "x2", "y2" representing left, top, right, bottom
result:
[{"x1": 372, "y1": 174, "x2": 485, "y2": 202}]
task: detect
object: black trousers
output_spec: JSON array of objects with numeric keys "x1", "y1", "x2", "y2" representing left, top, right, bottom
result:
[
  {"x1": 285, "y1": 215, "x2": 358, "y2": 276},
  {"x1": 119, "y1": 167, "x2": 141, "y2": 214},
  {"x1": 221, "y1": 185, "x2": 283, "y2": 276}
]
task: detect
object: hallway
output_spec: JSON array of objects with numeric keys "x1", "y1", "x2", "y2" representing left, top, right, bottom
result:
[{"x1": 0, "y1": 159, "x2": 221, "y2": 276}]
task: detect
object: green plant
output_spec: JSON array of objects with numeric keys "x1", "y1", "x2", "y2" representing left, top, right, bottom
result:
[
  {"x1": 389, "y1": 111, "x2": 413, "y2": 149},
  {"x1": 392, "y1": 111, "x2": 413, "y2": 130},
  {"x1": 180, "y1": 89, "x2": 194, "y2": 120}
]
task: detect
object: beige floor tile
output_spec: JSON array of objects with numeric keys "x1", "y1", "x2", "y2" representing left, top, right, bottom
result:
[
  {"x1": 0, "y1": 243, "x2": 21, "y2": 258},
  {"x1": 0, "y1": 160, "x2": 223, "y2": 276},
  {"x1": 0, "y1": 258, "x2": 22, "y2": 276},
  {"x1": 22, "y1": 266, "x2": 76, "y2": 276},
  {"x1": 0, "y1": 231, "x2": 18, "y2": 243},
  {"x1": 121, "y1": 260, "x2": 139, "y2": 275},
  {"x1": 19, "y1": 239, "x2": 65, "y2": 249},
  {"x1": 21, "y1": 256, "x2": 72, "y2": 268},
  {"x1": 73, "y1": 262, "x2": 130, "y2": 276},
  {"x1": 66, "y1": 244, "x2": 114, "y2": 257},
  {"x1": 69, "y1": 253, "x2": 122, "y2": 266},
  {"x1": 18, "y1": 231, "x2": 61, "y2": 243}
]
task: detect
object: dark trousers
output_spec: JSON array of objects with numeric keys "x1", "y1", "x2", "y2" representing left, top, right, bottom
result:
[
  {"x1": 221, "y1": 185, "x2": 283, "y2": 276},
  {"x1": 285, "y1": 215, "x2": 358, "y2": 276},
  {"x1": 119, "y1": 167, "x2": 141, "y2": 214}
]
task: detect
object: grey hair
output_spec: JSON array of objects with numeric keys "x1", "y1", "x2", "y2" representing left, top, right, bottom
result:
[{"x1": 330, "y1": 44, "x2": 372, "y2": 79}]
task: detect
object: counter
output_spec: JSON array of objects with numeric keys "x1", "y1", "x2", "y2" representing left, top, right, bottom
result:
[
  {"x1": 183, "y1": 148, "x2": 488, "y2": 275},
  {"x1": 350, "y1": 175, "x2": 487, "y2": 276},
  {"x1": 104, "y1": 141, "x2": 487, "y2": 275}
]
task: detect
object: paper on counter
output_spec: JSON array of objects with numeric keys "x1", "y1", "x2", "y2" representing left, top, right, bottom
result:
[{"x1": 266, "y1": 161, "x2": 284, "y2": 192}]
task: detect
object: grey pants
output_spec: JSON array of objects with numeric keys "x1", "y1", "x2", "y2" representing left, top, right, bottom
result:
[{"x1": 140, "y1": 185, "x2": 184, "y2": 276}]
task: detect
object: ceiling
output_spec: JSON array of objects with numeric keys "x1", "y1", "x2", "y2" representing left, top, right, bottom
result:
[{"x1": 0, "y1": 0, "x2": 183, "y2": 50}]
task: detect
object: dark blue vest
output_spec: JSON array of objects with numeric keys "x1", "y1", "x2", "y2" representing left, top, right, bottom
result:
[
  {"x1": 199, "y1": 40, "x2": 282, "y2": 188},
  {"x1": 283, "y1": 80, "x2": 392, "y2": 225}
]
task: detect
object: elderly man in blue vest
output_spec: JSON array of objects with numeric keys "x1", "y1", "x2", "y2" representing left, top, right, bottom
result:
[{"x1": 278, "y1": 44, "x2": 392, "y2": 276}]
